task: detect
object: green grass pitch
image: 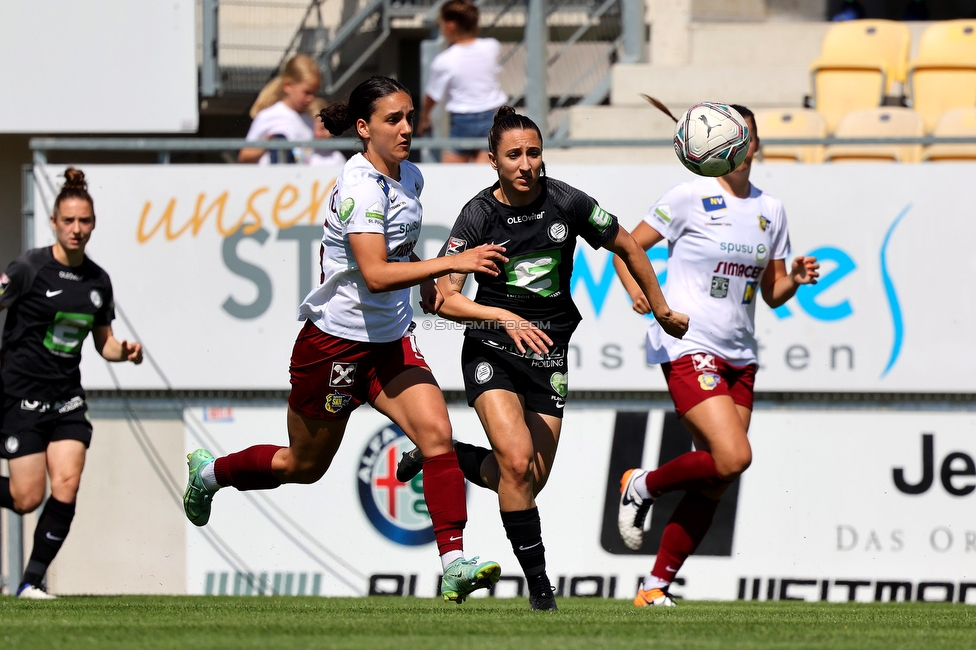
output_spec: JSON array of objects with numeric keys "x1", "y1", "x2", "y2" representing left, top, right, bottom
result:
[{"x1": 2, "y1": 597, "x2": 974, "y2": 649}]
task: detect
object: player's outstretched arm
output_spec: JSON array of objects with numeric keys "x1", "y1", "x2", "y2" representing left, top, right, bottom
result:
[
  {"x1": 606, "y1": 226, "x2": 688, "y2": 340},
  {"x1": 760, "y1": 255, "x2": 820, "y2": 308},
  {"x1": 611, "y1": 221, "x2": 666, "y2": 315},
  {"x1": 350, "y1": 233, "x2": 506, "y2": 293},
  {"x1": 93, "y1": 325, "x2": 143, "y2": 364},
  {"x1": 435, "y1": 269, "x2": 552, "y2": 356}
]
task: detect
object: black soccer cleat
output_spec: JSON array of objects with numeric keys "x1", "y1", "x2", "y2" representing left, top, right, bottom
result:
[{"x1": 395, "y1": 446, "x2": 425, "y2": 482}]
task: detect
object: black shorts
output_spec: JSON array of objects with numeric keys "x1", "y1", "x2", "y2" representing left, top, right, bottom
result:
[
  {"x1": 461, "y1": 337, "x2": 569, "y2": 418},
  {"x1": 0, "y1": 395, "x2": 93, "y2": 459}
]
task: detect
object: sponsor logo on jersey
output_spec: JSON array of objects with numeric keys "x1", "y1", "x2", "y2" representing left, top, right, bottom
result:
[
  {"x1": 757, "y1": 214, "x2": 770, "y2": 232},
  {"x1": 338, "y1": 197, "x2": 355, "y2": 222},
  {"x1": 90, "y1": 290, "x2": 102, "y2": 308},
  {"x1": 742, "y1": 281, "x2": 758, "y2": 304},
  {"x1": 507, "y1": 211, "x2": 545, "y2": 225},
  {"x1": 720, "y1": 242, "x2": 753, "y2": 254},
  {"x1": 653, "y1": 205, "x2": 672, "y2": 224},
  {"x1": 446, "y1": 237, "x2": 466, "y2": 256},
  {"x1": 57, "y1": 396, "x2": 84, "y2": 414},
  {"x1": 588, "y1": 205, "x2": 612, "y2": 232},
  {"x1": 396, "y1": 221, "x2": 420, "y2": 234},
  {"x1": 698, "y1": 372, "x2": 721, "y2": 390},
  {"x1": 324, "y1": 391, "x2": 352, "y2": 414},
  {"x1": 329, "y1": 362, "x2": 357, "y2": 387},
  {"x1": 530, "y1": 347, "x2": 566, "y2": 368},
  {"x1": 702, "y1": 196, "x2": 727, "y2": 212},
  {"x1": 506, "y1": 250, "x2": 561, "y2": 297},
  {"x1": 548, "y1": 220, "x2": 568, "y2": 243},
  {"x1": 365, "y1": 201, "x2": 385, "y2": 224},
  {"x1": 712, "y1": 261, "x2": 764, "y2": 279},
  {"x1": 710, "y1": 276, "x2": 730, "y2": 298},
  {"x1": 21, "y1": 400, "x2": 43, "y2": 412},
  {"x1": 550, "y1": 372, "x2": 568, "y2": 397},
  {"x1": 475, "y1": 362, "x2": 493, "y2": 384},
  {"x1": 4, "y1": 435, "x2": 19, "y2": 455},
  {"x1": 691, "y1": 353, "x2": 717, "y2": 372},
  {"x1": 755, "y1": 244, "x2": 768, "y2": 262},
  {"x1": 46, "y1": 289, "x2": 63, "y2": 298},
  {"x1": 58, "y1": 271, "x2": 82, "y2": 281},
  {"x1": 357, "y1": 424, "x2": 434, "y2": 546},
  {"x1": 0, "y1": 272, "x2": 9, "y2": 295}
]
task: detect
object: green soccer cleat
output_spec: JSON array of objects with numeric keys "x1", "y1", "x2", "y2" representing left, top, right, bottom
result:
[
  {"x1": 441, "y1": 556, "x2": 501, "y2": 604},
  {"x1": 184, "y1": 448, "x2": 217, "y2": 527}
]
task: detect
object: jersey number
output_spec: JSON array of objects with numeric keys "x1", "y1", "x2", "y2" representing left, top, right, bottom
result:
[
  {"x1": 505, "y1": 250, "x2": 562, "y2": 297},
  {"x1": 44, "y1": 311, "x2": 95, "y2": 355}
]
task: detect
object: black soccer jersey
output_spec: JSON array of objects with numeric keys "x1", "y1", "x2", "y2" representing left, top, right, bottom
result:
[
  {"x1": 442, "y1": 177, "x2": 619, "y2": 345},
  {"x1": 0, "y1": 247, "x2": 115, "y2": 400}
]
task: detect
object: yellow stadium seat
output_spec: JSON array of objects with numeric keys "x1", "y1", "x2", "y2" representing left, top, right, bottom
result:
[
  {"x1": 824, "y1": 107, "x2": 924, "y2": 163},
  {"x1": 810, "y1": 20, "x2": 912, "y2": 133},
  {"x1": 923, "y1": 107, "x2": 976, "y2": 161},
  {"x1": 755, "y1": 108, "x2": 826, "y2": 163},
  {"x1": 907, "y1": 20, "x2": 976, "y2": 133}
]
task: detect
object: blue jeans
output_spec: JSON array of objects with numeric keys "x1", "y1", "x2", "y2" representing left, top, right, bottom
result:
[{"x1": 449, "y1": 109, "x2": 496, "y2": 155}]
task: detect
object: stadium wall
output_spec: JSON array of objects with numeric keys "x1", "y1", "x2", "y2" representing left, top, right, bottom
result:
[{"x1": 14, "y1": 162, "x2": 974, "y2": 599}]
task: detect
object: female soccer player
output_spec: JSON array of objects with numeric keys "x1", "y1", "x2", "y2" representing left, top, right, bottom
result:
[
  {"x1": 398, "y1": 106, "x2": 688, "y2": 610},
  {"x1": 0, "y1": 168, "x2": 143, "y2": 599},
  {"x1": 238, "y1": 54, "x2": 320, "y2": 165},
  {"x1": 184, "y1": 76, "x2": 505, "y2": 604},
  {"x1": 614, "y1": 105, "x2": 819, "y2": 607}
]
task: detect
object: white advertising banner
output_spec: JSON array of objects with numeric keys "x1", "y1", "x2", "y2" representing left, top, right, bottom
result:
[
  {"x1": 33, "y1": 163, "x2": 976, "y2": 392},
  {"x1": 0, "y1": 1, "x2": 197, "y2": 133},
  {"x1": 184, "y1": 406, "x2": 976, "y2": 603}
]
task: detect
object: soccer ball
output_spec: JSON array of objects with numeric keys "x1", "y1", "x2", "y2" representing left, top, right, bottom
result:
[{"x1": 673, "y1": 103, "x2": 751, "y2": 177}]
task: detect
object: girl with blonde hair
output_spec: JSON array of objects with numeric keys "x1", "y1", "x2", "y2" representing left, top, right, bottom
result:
[{"x1": 239, "y1": 54, "x2": 322, "y2": 164}]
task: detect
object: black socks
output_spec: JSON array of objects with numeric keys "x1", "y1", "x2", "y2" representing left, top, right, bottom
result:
[
  {"x1": 0, "y1": 476, "x2": 13, "y2": 510},
  {"x1": 500, "y1": 506, "x2": 552, "y2": 594},
  {"x1": 21, "y1": 497, "x2": 76, "y2": 588},
  {"x1": 454, "y1": 441, "x2": 492, "y2": 489}
]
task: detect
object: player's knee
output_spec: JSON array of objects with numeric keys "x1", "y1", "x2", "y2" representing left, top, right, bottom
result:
[
  {"x1": 283, "y1": 458, "x2": 328, "y2": 484},
  {"x1": 12, "y1": 492, "x2": 43, "y2": 514},
  {"x1": 498, "y1": 454, "x2": 533, "y2": 488},
  {"x1": 717, "y1": 449, "x2": 752, "y2": 482}
]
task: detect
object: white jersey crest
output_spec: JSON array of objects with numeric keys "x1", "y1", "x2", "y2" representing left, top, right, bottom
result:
[
  {"x1": 644, "y1": 177, "x2": 791, "y2": 366},
  {"x1": 299, "y1": 154, "x2": 425, "y2": 343}
]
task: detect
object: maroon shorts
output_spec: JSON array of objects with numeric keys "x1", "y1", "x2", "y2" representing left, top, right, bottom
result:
[
  {"x1": 661, "y1": 353, "x2": 757, "y2": 418},
  {"x1": 288, "y1": 320, "x2": 431, "y2": 420}
]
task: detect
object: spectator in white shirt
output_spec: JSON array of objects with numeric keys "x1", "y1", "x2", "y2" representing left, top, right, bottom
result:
[{"x1": 239, "y1": 54, "x2": 321, "y2": 165}]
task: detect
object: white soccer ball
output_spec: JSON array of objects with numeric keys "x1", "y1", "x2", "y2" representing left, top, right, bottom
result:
[{"x1": 673, "y1": 103, "x2": 751, "y2": 177}]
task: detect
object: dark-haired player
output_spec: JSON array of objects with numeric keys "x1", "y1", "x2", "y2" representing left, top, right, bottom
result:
[
  {"x1": 397, "y1": 105, "x2": 688, "y2": 610},
  {"x1": 0, "y1": 167, "x2": 143, "y2": 599},
  {"x1": 183, "y1": 76, "x2": 505, "y2": 604},
  {"x1": 614, "y1": 105, "x2": 819, "y2": 607}
]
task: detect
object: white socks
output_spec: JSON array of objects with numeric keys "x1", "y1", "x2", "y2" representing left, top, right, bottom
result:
[
  {"x1": 200, "y1": 462, "x2": 221, "y2": 492},
  {"x1": 440, "y1": 550, "x2": 463, "y2": 570},
  {"x1": 634, "y1": 470, "x2": 652, "y2": 500},
  {"x1": 643, "y1": 574, "x2": 670, "y2": 592}
]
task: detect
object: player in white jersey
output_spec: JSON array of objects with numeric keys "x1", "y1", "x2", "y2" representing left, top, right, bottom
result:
[
  {"x1": 184, "y1": 77, "x2": 507, "y2": 604},
  {"x1": 614, "y1": 105, "x2": 819, "y2": 607}
]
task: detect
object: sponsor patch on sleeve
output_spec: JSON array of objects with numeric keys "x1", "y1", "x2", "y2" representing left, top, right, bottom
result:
[
  {"x1": 652, "y1": 204, "x2": 672, "y2": 224},
  {"x1": 365, "y1": 201, "x2": 385, "y2": 224},
  {"x1": 446, "y1": 237, "x2": 467, "y2": 256},
  {"x1": 338, "y1": 198, "x2": 355, "y2": 222},
  {"x1": 588, "y1": 205, "x2": 612, "y2": 232},
  {"x1": 0, "y1": 272, "x2": 9, "y2": 295}
]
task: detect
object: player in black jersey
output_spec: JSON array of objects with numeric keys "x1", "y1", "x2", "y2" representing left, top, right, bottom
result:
[
  {"x1": 0, "y1": 168, "x2": 143, "y2": 599},
  {"x1": 398, "y1": 107, "x2": 688, "y2": 609}
]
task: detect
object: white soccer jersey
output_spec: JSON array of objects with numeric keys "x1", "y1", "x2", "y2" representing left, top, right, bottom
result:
[
  {"x1": 644, "y1": 177, "x2": 792, "y2": 367},
  {"x1": 245, "y1": 101, "x2": 315, "y2": 166},
  {"x1": 299, "y1": 153, "x2": 425, "y2": 343}
]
